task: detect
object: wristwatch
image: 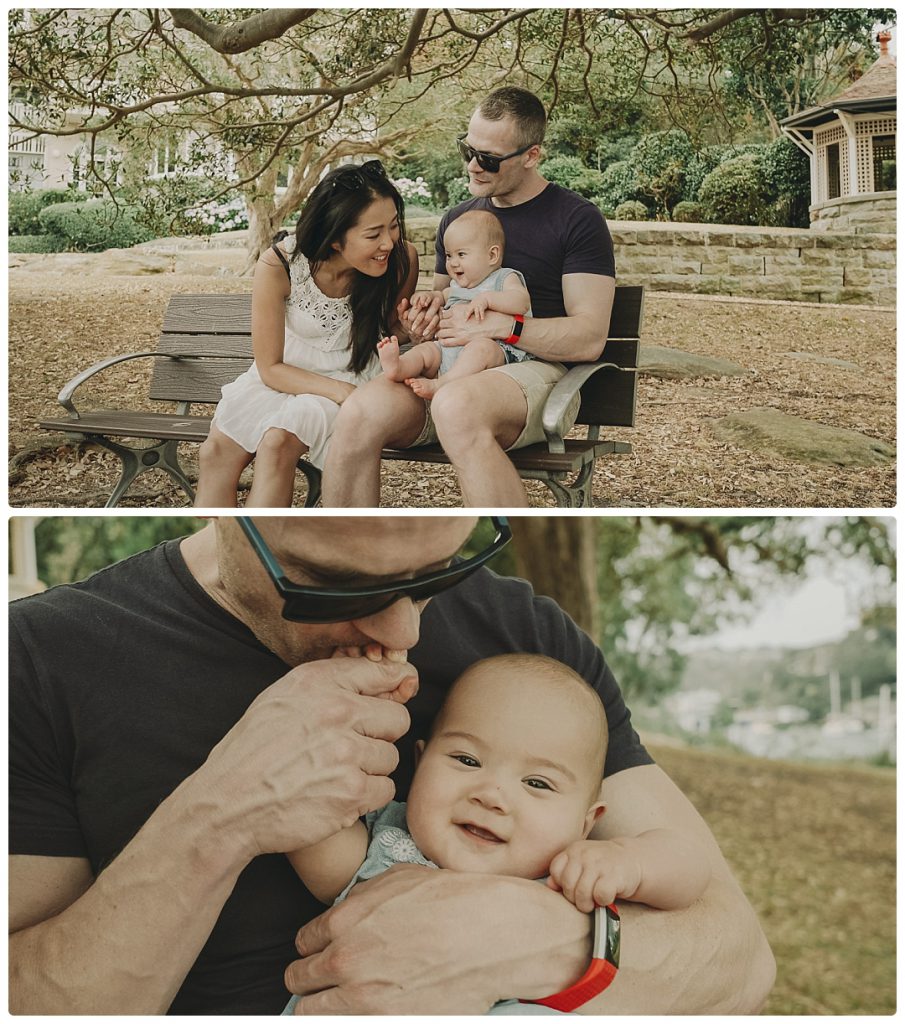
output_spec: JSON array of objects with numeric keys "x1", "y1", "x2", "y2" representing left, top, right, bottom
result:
[
  {"x1": 503, "y1": 314, "x2": 525, "y2": 346},
  {"x1": 522, "y1": 903, "x2": 620, "y2": 1012}
]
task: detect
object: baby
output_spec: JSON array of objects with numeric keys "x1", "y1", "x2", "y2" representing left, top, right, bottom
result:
[
  {"x1": 377, "y1": 209, "x2": 532, "y2": 398},
  {"x1": 284, "y1": 653, "x2": 711, "y2": 1013}
]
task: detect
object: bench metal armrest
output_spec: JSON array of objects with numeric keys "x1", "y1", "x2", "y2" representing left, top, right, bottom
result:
[
  {"x1": 542, "y1": 361, "x2": 630, "y2": 452},
  {"x1": 57, "y1": 351, "x2": 177, "y2": 418}
]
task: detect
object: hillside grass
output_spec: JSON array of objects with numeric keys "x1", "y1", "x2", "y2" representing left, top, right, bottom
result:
[{"x1": 649, "y1": 742, "x2": 896, "y2": 1014}]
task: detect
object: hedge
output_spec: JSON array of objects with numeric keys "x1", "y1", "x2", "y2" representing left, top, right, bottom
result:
[
  {"x1": 9, "y1": 233, "x2": 68, "y2": 253},
  {"x1": 8, "y1": 189, "x2": 71, "y2": 235},
  {"x1": 38, "y1": 199, "x2": 154, "y2": 251}
]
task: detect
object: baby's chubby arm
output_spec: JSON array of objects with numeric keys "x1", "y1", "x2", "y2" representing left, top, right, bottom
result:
[
  {"x1": 464, "y1": 276, "x2": 531, "y2": 321},
  {"x1": 466, "y1": 274, "x2": 528, "y2": 321},
  {"x1": 547, "y1": 828, "x2": 712, "y2": 914},
  {"x1": 287, "y1": 822, "x2": 370, "y2": 905}
]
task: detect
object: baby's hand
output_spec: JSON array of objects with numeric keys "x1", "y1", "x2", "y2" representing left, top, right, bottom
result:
[
  {"x1": 411, "y1": 290, "x2": 444, "y2": 311},
  {"x1": 547, "y1": 839, "x2": 642, "y2": 913},
  {"x1": 330, "y1": 645, "x2": 417, "y2": 704},
  {"x1": 464, "y1": 294, "x2": 492, "y2": 321}
]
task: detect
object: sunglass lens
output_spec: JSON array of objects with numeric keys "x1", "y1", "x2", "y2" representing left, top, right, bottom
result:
[{"x1": 457, "y1": 139, "x2": 500, "y2": 174}]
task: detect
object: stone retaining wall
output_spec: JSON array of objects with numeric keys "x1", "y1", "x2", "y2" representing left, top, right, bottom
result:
[
  {"x1": 407, "y1": 216, "x2": 896, "y2": 306},
  {"x1": 809, "y1": 191, "x2": 896, "y2": 234}
]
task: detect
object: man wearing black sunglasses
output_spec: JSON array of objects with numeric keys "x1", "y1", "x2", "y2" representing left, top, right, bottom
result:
[
  {"x1": 324, "y1": 86, "x2": 618, "y2": 507},
  {"x1": 10, "y1": 516, "x2": 773, "y2": 1015}
]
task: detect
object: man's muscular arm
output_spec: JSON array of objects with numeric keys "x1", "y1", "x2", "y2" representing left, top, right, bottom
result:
[
  {"x1": 9, "y1": 657, "x2": 415, "y2": 1013},
  {"x1": 436, "y1": 273, "x2": 616, "y2": 363},
  {"x1": 286, "y1": 763, "x2": 774, "y2": 1015}
]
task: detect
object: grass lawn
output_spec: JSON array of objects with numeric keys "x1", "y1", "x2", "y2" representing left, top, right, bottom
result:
[{"x1": 651, "y1": 742, "x2": 896, "y2": 1014}]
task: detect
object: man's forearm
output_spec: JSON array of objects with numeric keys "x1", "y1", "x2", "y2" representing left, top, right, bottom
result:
[
  {"x1": 505, "y1": 313, "x2": 606, "y2": 363},
  {"x1": 579, "y1": 874, "x2": 775, "y2": 1014},
  {"x1": 9, "y1": 780, "x2": 249, "y2": 1013}
]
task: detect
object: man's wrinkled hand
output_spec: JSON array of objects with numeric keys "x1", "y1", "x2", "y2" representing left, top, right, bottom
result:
[
  {"x1": 285, "y1": 866, "x2": 513, "y2": 1014},
  {"x1": 194, "y1": 658, "x2": 418, "y2": 860}
]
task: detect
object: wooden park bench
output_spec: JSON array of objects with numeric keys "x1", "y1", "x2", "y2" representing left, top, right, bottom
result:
[{"x1": 38, "y1": 287, "x2": 643, "y2": 507}]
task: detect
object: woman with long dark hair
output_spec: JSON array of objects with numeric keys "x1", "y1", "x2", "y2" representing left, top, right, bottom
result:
[{"x1": 195, "y1": 161, "x2": 418, "y2": 506}]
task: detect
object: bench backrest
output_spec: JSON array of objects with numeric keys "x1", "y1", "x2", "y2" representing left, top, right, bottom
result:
[
  {"x1": 150, "y1": 287, "x2": 644, "y2": 425},
  {"x1": 150, "y1": 294, "x2": 254, "y2": 404},
  {"x1": 578, "y1": 285, "x2": 643, "y2": 428}
]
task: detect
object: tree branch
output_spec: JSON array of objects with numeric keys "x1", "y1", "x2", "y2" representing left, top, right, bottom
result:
[
  {"x1": 687, "y1": 8, "x2": 825, "y2": 43},
  {"x1": 167, "y1": 8, "x2": 317, "y2": 54}
]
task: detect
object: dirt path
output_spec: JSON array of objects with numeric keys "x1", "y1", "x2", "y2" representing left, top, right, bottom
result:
[{"x1": 8, "y1": 269, "x2": 895, "y2": 508}]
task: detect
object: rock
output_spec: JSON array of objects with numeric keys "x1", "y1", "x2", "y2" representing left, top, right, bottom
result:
[
  {"x1": 639, "y1": 344, "x2": 749, "y2": 379},
  {"x1": 92, "y1": 249, "x2": 174, "y2": 275},
  {"x1": 711, "y1": 407, "x2": 895, "y2": 467},
  {"x1": 785, "y1": 352, "x2": 862, "y2": 371}
]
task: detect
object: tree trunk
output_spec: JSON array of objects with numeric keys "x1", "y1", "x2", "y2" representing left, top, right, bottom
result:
[{"x1": 510, "y1": 518, "x2": 600, "y2": 640}]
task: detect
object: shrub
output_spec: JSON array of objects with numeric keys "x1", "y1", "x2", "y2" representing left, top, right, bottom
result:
[
  {"x1": 597, "y1": 160, "x2": 646, "y2": 213},
  {"x1": 614, "y1": 200, "x2": 650, "y2": 221},
  {"x1": 445, "y1": 176, "x2": 471, "y2": 206},
  {"x1": 630, "y1": 129, "x2": 695, "y2": 214},
  {"x1": 8, "y1": 188, "x2": 71, "y2": 235},
  {"x1": 699, "y1": 154, "x2": 771, "y2": 226},
  {"x1": 39, "y1": 199, "x2": 154, "y2": 251},
  {"x1": 761, "y1": 137, "x2": 811, "y2": 228},
  {"x1": 391, "y1": 175, "x2": 433, "y2": 207},
  {"x1": 680, "y1": 147, "x2": 729, "y2": 203},
  {"x1": 8, "y1": 233, "x2": 67, "y2": 253},
  {"x1": 541, "y1": 155, "x2": 606, "y2": 198},
  {"x1": 671, "y1": 201, "x2": 706, "y2": 223},
  {"x1": 182, "y1": 196, "x2": 249, "y2": 234}
]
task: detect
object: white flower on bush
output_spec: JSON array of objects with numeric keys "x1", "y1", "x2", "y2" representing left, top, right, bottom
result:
[
  {"x1": 392, "y1": 175, "x2": 432, "y2": 204},
  {"x1": 184, "y1": 196, "x2": 249, "y2": 233}
]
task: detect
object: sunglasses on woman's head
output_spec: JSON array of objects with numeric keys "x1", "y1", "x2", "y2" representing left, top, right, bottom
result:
[
  {"x1": 331, "y1": 159, "x2": 388, "y2": 191},
  {"x1": 456, "y1": 135, "x2": 537, "y2": 174},
  {"x1": 237, "y1": 516, "x2": 512, "y2": 623}
]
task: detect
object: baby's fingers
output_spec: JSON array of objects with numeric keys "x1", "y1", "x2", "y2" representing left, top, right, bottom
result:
[
  {"x1": 571, "y1": 867, "x2": 602, "y2": 914},
  {"x1": 547, "y1": 850, "x2": 569, "y2": 887}
]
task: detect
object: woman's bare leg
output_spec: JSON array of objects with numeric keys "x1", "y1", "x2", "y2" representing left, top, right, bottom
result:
[
  {"x1": 246, "y1": 428, "x2": 308, "y2": 507},
  {"x1": 195, "y1": 427, "x2": 254, "y2": 507}
]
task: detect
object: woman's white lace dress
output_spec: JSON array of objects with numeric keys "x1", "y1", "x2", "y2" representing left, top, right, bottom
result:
[{"x1": 210, "y1": 239, "x2": 380, "y2": 468}]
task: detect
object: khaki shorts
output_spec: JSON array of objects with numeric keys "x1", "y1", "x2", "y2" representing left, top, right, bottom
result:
[{"x1": 409, "y1": 359, "x2": 579, "y2": 451}]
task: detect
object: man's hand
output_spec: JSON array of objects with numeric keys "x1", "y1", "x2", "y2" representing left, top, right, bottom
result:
[
  {"x1": 399, "y1": 292, "x2": 444, "y2": 342},
  {"x1": 285, "y1": 865, "x2": 591, "y2": 1013},
  {"x1": 192, "y1": 657, "x2": 417, "y2": 861},
  {"x1": 547, "y1": 840, "x2": 643, "y2": 913},
  {"x1": 436, "y1": 304, "x2": 511, "y2": 348}
]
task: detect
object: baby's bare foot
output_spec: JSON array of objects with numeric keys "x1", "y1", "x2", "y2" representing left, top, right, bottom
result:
[
  {"x1": 407, "y1": 376, "x2": 443, "y2": 398},
  {"x1": 377, "y1": 336, "x2": 404, "y2": 381}
]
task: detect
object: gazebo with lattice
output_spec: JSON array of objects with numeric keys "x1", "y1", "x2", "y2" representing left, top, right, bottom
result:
[{"x1": 781, "y1": 30, "x2": 896, "y2": 233}]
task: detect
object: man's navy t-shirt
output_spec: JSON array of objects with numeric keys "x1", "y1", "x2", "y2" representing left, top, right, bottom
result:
[{"x1": 434, "y1": 183, "x2": 615, "y2": 319}]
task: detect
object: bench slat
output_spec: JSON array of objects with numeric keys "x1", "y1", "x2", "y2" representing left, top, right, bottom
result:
[
  {"x1": 149, "y1": 357, "x2": 251, "y2": 403},
  {"x1": 156, "y1": 333, "x2": 256, "y2": 358},
  {"x1": 161, "y1": 293, "x2": 253, "y2": 334},
  {"x1": 40, "y1": 410, "x2": 213, "y2": 442}
]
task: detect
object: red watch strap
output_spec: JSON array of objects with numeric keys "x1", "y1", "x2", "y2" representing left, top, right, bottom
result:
[
  {"x1": 503, "y1": 314, "x2": 525, "y2": 345},
  {"x1": 530, "y1": 957, "x2": 618, "y2": 1012},
  {"x1": 521, "y1": 902, "x2": 619, "y2": 1011}
]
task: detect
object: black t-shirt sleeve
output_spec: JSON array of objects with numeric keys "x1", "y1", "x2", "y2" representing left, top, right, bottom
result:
[
  {"x1": 562, "y1": 200, "x2": 616, "y2": 279},
  {"x1": 9, "y1": 611, "x2": 88, "y2": 858}
]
